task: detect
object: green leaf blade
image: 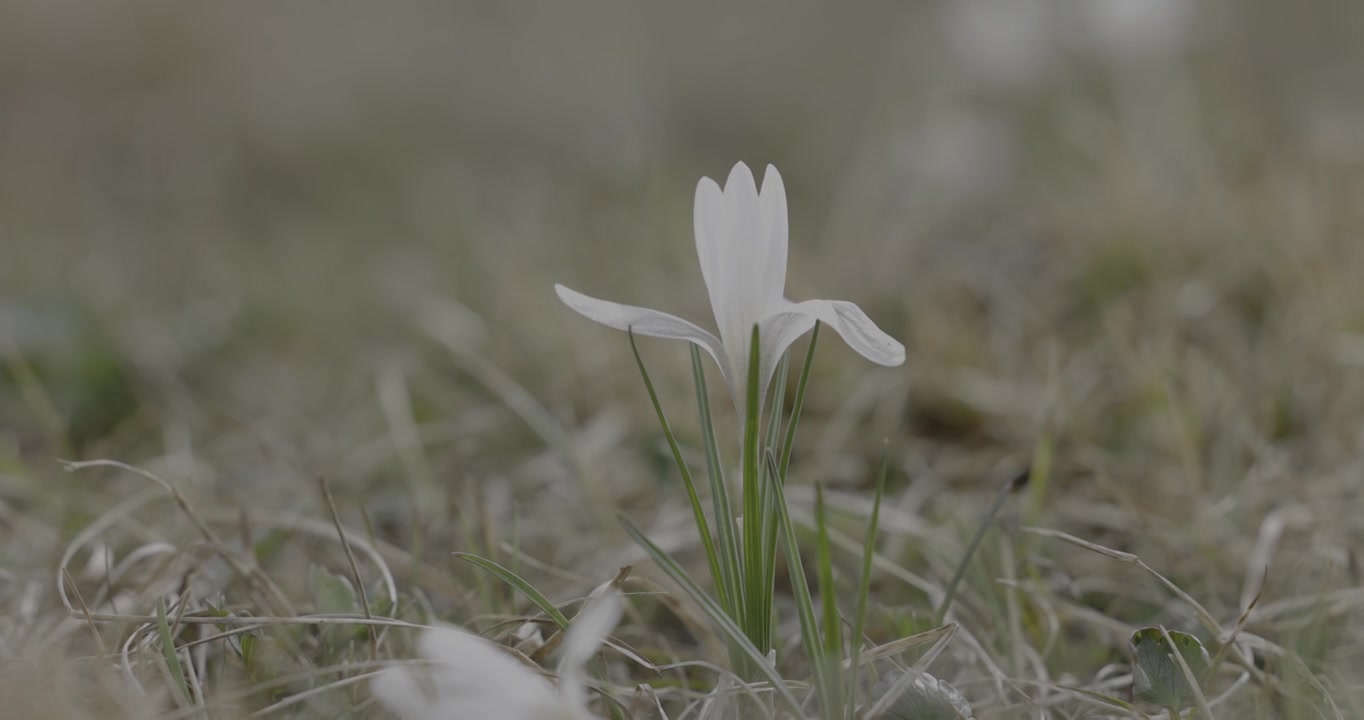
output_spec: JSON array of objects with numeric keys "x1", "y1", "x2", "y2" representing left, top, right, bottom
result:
[
  {"x1": 628, "y1": 332, "x2": 729, "y2": 616},
  {"x1": 691, "y1": 344, "x2": 743, "y2": 623},
  {"x1": 618, "y1": 514, "x2": 803, "y2": 715},
  {"x1": 453, "y1": 552, "x2": 569, "y2": 629}
]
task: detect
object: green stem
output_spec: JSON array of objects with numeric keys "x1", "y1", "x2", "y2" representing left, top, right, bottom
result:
[{"x1": 740, "y1": 324, "x2": 767, "y2": 657}]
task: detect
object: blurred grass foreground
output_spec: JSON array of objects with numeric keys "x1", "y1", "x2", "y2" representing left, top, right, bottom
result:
[{"x1": 3, "y1": 1, "x2": 1364, "y2": 718}]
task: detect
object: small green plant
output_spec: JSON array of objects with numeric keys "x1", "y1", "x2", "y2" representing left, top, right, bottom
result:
[
  {"x1": 1129, "y1": 626, "x2": 1211, "y2": 718},
  {"x1": 558, "y1": 163, "x2": 911, "y2": 716}
]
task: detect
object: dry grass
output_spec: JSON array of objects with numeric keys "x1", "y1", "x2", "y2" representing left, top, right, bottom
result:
[{"x1": 2, "y1": 0, "x2": 1363, "y2": 717}]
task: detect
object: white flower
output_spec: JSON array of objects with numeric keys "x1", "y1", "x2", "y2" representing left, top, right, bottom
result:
[
  {"x1": 372, "y1": 592, "x2": 623, "y2": 720},
  {"x1": 555, "y1": 162, "x2": 904, "y2": 417}
]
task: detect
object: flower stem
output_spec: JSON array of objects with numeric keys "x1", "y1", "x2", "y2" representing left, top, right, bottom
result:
[{"x1": 740, "y1": 324, "x2": 768, "y2": 660}]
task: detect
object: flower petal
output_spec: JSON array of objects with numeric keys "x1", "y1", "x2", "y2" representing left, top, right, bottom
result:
[
  {"x1": 557, "y1": 590, "x2": 624, "y2": 711},
  {"x1": 554, "y1": 284, "x2": 730, "y2": 382},
  {"x1": 757, "y1": 299, "x2": 905, "y2": 405},
  {"x1": 560, "y1": 591, "x2": 623, "y2": 670},
  {"x1": 690, "y1": 164, "x2": 793, "y2": 402},
  {"x1": 418, "y1": 628, "x2": 555, "y2": 698},
  {"x1": 694, "y1": 175, "x2": 727, "y2": 328},
  {"x1": 758, "y1": 165, "x2": 788, "y2": 306},
  {"x1": 755, "y1": 311, "x2": 818, "y2": 412},
  {"x1": 371, "y1": 666, "x2": 442, "y2": 720},
  {"x1": 372, "y1": 626, "x2": 557, "y2": 720},
  {"x1": 779, "y1": 299, "x2": 905, "y2": 367},
  {"x1": 710, "y1": 163, "x2": 765, "y2": 363}
]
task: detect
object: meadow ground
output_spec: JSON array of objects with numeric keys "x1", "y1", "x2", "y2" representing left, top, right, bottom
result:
[{"x1": 2, "y1": 1, "x2": 1363, "y2": 718}]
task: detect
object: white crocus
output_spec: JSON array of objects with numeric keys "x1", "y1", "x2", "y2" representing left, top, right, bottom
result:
[
  {"x1": 372, "y1": 592, "x2": 623, "y2": 720},
  {"x1": 555, "y1": 162, "x2": 904, "y2": 417}
]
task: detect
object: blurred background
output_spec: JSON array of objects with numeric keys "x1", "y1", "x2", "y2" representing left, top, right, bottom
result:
[
  {"x1": 5, "y1": 0, "x2": 1364, "y2": 483},
  {"x1": 3, "y1": 0, "x2": 1364, "y2": 712}
]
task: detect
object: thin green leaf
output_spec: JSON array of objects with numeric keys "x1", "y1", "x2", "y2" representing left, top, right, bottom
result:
[
  {"x1": 453, "y1": 552, "x2": 569, "y2": 629},
  {"x1": 761, "y1": 322, "x2": 821, "y2": 662},
  {"x1": 741, "y1": 323, "x2": 768, "y2": 655},
  {"x1": 815, "y1": 480, "x2": 846, "y2": 720},
  {"x1": 629, "y1": 331, "x2": 729, "y2": 615},
  {"x1": 815, "y1": 482, "x2": 841, "y2": 660},
  {"x1": 618, "y1": 514, "x2": 803, "y2": 715},
  {"x1": 1023, "y1": 433, "x2": 1051, "y2": 526},
  {"x1": 848, "y1": 444, "x2": 887, "y2": 719},
  {"x1": 766, "y1": 354, "x2": 789, "y2": 449},
  {"x1": 756, "y1": 351, "x2": 789, "y2": 662},
  {"x1": 764, "y1": 451, "x2": 841, "y2": 718},
  {"x1": 156, "y1": 598, "x2": 192, "y2": 709},
  {"x1": 691, "y1": 344, "x2": 743, "y2": 621},
  {"x1": 759, "y1": 352, "x2": 788, "y2": 534},
  {"x1": 778, "y1": 322, "x2": 820, "y2": 481},
  {"x1": 934, "y1": 471, "x2": 1022, "y2": 625}
]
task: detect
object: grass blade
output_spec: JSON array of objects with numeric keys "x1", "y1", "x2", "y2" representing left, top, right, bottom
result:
[
  {"x1": 759, "y1": 350, "x2": 788, "y2": 634},
  {"x1": 756, "y1": 350, "x2": 788, "y2": 668},
  {"x1": 691, "y1": 344, "x2": 743, "y2": 621},
  {"x1": 814, "y1": 479, "x2": 847, "y2": 720},
  {"x1": 764, "y1": 451, "x2": 841, "y2": 718},
  {"x1": 619, "y1": 514, "x2": 803, "y2": 715},
  {"x1": 156, "y1": 598, "x2": 192, "y2": 710},
  {"x1": 778, "y1": 322, "x2": 820, "y2": 481},
  {"x1": 814, "y1": 482, "x2": 841, "y2": 661},
  {"x1": 934, "y1": 469, "x2": 1026, "y2": 625},
  {"x1": 758, "y1": 352, "x2": 789, "y2": 547},
  {"x1": 453, "y1": 552, "x2": 569, "y2": 629},
  {"x1": 847, "y1": 445, "x2": 887, "y2": 719},
  {"x1": 740, "y1": 324, "x2": 768, "y2": 654},
  {"x1": 629, "y1": 331, "x2": 729, "y2": 615},
  {"x1": 765, "y1": 354, "x2": 789, "y2": 457},
  {"x1": 760, "y1": 323, "x2": 822, "y2": 661}
]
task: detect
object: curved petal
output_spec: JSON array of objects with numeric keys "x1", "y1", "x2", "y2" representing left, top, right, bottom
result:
[
  {"x1": 558, "y1": 591, "x2": 623, "y2": 711},
  {"x1": 755, "y1": 311, "x2": 819, "y2": 414},
  {"x1": 417, "y1": 628, "x2": 555, "y2": 699},
  {"x1": 555, "y1": 284, "x2": 730, "y2": 383},
  {"x1": 560, "y1": 591, "x2": 623, "y2": 670},
  {"x1": 758, "y1": 165, "x2": 788, "y2": 306},
  {"x1": 757, "y1": 299, "x2": 905, "y2": 405},
  {"x1": 371, "y1": 667, "x2": 442, "y2": 720},
  {"x1": 780, "y1": 299, "x2": 905, "y2": 366},
  {"x1": 694, "y1": 175, "x2": 727, "y2": 326},
  {"x1": 372, "y1": 626, "x2": 557, "y2": 720}
]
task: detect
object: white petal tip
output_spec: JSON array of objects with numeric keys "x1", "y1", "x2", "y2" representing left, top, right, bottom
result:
[
  {"x1": 724, "y1": 162, "x2": 757, "y2": 192},
  {"x1": 860, "y1": 336, "x2": 906, "y2": 368},
  {"x1": 761, "y1": 164, "x2": 783, "y2": 186},
  {"x1": 880, "y1": 340, "x2": 907, "y2": 367}
]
